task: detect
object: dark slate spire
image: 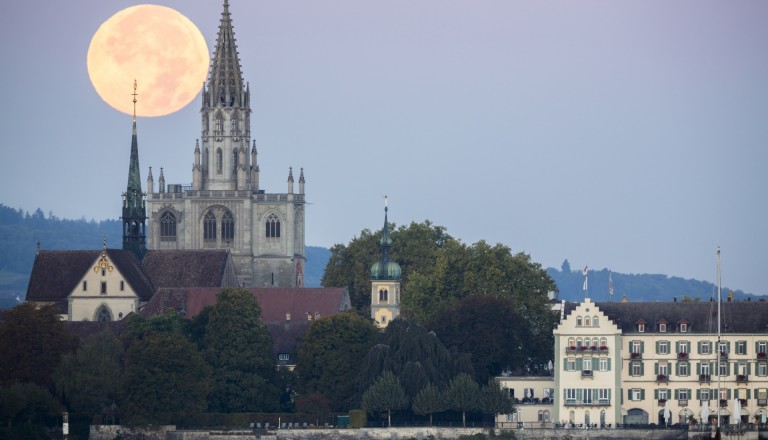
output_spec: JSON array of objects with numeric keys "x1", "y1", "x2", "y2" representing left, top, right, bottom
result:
[
  {"x1": 122, "y1": 80, "x2": 147, "y2": 260},
  {"x1": 204, "y1": 0, "x2": 247, "y2": 108}
]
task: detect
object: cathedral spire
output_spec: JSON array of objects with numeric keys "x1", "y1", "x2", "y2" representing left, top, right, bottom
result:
[
  {"x1": 122, "y1": 80, "x2": 147, "y2": 260},
  {"x1": 205, "y1": 0, "x2": 246, "y2": 108}
]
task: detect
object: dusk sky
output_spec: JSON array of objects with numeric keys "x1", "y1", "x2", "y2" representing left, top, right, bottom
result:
[{"x1": 1, "y1": 1, "x2": 766, "y2": 296}]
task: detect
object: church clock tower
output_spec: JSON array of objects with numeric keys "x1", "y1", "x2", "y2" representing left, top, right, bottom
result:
[{"x1": 370, "y1": 198, "x2": 401, "y2": 329}]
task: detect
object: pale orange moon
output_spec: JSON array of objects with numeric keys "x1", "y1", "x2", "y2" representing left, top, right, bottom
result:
[{"x1": 87, "y1": 5, "x2": 209, "y2": 117}]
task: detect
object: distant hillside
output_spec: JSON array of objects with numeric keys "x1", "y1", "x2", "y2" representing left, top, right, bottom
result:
[
  {"x1": 547, "y1": 259, "x2": 761, "y2": 303},
  {"x1": 1, "y1": 204, "x2": 761, "y2": 308}
]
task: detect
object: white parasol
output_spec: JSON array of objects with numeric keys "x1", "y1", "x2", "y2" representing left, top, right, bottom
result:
[
  {"x1": 733, "y1": 398, "x2": 741, "y2": 426},
  {"x1": 663, "y1": 399, "x2": 671, "y2": 427},
  {"x1": 701, "y1": 400, "x2": 710, "y2": 426}
]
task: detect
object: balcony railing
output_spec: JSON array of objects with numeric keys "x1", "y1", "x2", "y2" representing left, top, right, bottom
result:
[
  {"x1": 581, "y1": 370, "x2": 594, "y2": 378},
  {"x1": 758, "y1": 352, "x2": 767, "y2": 360},
  {"x1": 564, "y1": 399, "x2": 610, "y2": 407},
  {"x1": 566, "y1": 346, "x2": 609, "y2": 355},
  {"x1": 658, "y1": 399, "x2": 667, "y2": 406},
  {"x1": 736, "y1": 374, "x2": 749, "y2": 383},
  {"x1": 677, "y1": 352, "x2": 689, "y2": 360},
  {"x1": 678, "y1": 399, "x2": 688, "y2": 406},
  {"x1": 630, "y1": 352, "x2": 642, "y2": 359},
  {"x1": 720, "y1": 399, "x2": 728, "y2": 408},
  {"x1": 758, "y1": 399, "x2": 767, "y2": 406},
  {"x1": 656, "y1": 374, "x2": 669, "y2": 383},
  {"x1": 699, "y1": 374, "x2": 711, "y2": 383},
  {"x1": 719, "y1": 351, "x2": 729, "y2": 360}
]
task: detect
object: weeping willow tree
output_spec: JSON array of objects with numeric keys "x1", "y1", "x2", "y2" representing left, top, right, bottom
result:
[{"x1": 357, "y1": 319, "x2": 473, "y2": 399}]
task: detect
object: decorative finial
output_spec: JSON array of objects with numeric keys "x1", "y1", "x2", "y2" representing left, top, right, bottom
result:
[
  {"x1": 36, "y1": 241, "x2": 40, "y2": 255},
  {"x1": 132, "y1": 79, "x2": 138, "y2": 123},
  {"x1": 103, "y1": 237, "x2": 107, "y2": 250},
  {"x1": 384, "y1": 195, "x2": 388, "y2": 212}
]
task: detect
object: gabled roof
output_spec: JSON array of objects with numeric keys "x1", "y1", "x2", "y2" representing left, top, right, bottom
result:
[
  {"x1": 25, "y1": 249, "x2": 154, "y2": 302},
  {"x1": 141, "y1": 287, "x2": 351, "y2": 321},
  {"x1": 563, "y1": 300, "x2": 768, "y2": 334},
  {"x1": 141, "y1": 250, "x2": 231, "y2": 288}
]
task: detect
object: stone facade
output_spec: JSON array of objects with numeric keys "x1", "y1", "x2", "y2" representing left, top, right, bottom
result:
[{"x1": 145, "y1": 1, "x2": 305, "y2": 288}]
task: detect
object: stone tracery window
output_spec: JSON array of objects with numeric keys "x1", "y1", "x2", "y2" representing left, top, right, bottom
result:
[
  {"x1": 265, "y1": 213, "x2": 280, "y2": 238},
  {"x1": 215, "y1": 112, "x2": 224, "y2": 132},
  {"x1": 221, "y1": 210, "x2": 234, "y2": 241},
  {"x1": 216, "y1": 148, "x2": 223, "y2": 174},
  {"x1": 95, "y1": 305, "x2": 112, "y2": 322},
  {"x1": 160, "y1": 211, "x2": 177, "y2": 241},
  {"x1": 204, "y1": 210, "x2": 217, "y2": 241}
]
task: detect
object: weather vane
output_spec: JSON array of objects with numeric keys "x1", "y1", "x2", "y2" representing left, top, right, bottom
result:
[{"x1": 132, "y1": 79, "x2": 138, "y2": 122}]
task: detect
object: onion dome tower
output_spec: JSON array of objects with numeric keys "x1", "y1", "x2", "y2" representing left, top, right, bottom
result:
[{"x1": 370, "y1": 197, "x2": 401, "y2": 328}]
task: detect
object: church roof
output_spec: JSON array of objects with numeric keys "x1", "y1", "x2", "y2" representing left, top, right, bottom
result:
[
  {"x1": 141, "y1": 250, "x2": 232, "y2": 288},
  {"x1": 563, "y1": 300, "x2": 768, "y2": 334},
  {"x1": 25, "y1": 249, "x2": 154, "y2": 302},
  {"x1": 141, "y1": 287, "x2": 351, "y2": 321}
]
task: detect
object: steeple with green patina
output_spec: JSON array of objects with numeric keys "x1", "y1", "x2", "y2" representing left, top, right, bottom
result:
[
  {"x1": 122, "y1": 80, "x2": 147, "y2": 260},
  {"x1": 370, "y1": 197, "x2": 401, "y2": 328}
]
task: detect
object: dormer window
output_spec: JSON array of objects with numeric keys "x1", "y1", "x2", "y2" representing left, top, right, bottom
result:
[
  {"x1": 679, "y1": 321, "x2": 689, "y2": 333},
  {"x1": 659, "y1": 323, "x2": 667, "y2": 332}
]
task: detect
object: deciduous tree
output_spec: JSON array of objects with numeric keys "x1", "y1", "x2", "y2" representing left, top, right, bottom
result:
[
  {"x1": 361, "y1": 371, "x2": 408, "y2": 427},
  {"x1": 445, "y1": 373, "x2": 480, "y2": 427},
  {"x1": 412, "y1": 383, "x2": 445, "y2": 426},
  {"x1": 296, "y1": 311, "x2": 379, "y2": 412},
  {"x1": 201, "y1": 288, "x2": 278, "y2": 412}
]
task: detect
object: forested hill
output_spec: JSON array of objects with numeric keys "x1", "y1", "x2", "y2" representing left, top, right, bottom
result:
[
  {"x1": 547, "y1": 259, "x2": 761, "y2": 303},
  {"x1": 0, "y1": 203, "x2": 760, "y2": 308}
]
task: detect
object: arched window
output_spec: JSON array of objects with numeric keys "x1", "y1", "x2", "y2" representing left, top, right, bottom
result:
[
  {"x1": 568, "y1": 337, "x2": 575, "y2": 348},
  {"x1": 231, "y1": 113, "x2": 239, "y2": 132},
  {"x1": 379, "y1": 289, "x2": 388, "y2": 302},
  {"x1": 203, "y1": 148, "x2": 209, "y2": 177},
  {"x1": 600, "y1": 337, "x2": 607, "y2": 348},
  {"x1": 95, "y1": 305, "x2": 112, "y2": 322},
  {"x1": 265, "y1": 213, "x2": 280, "y2": 238},
  {"x1": 576, "y1": 316, "x2": 583, "y2": 326},
  {"x1": 204, "y1": 211, "x2": 217, "y2": 241},
  {"x1": 233, "y1": 150, "x2": 239, "y2": 173},
  {"x1": 215, "y1": 112, "x2": 224, "y2": 132},
  {"x1": 221, "y1": 210, "x2": 234, "y2": 241},
  {"x1": 585, "y1": 316, "x2": 591, "y2": 327},
  {"x1": 216, "y1": 148, "x2": 223, "y2": 174},
  {"x1": 592, "y1": 337, "x2": 599, "y2": 348},
  {"x1": 576, "y1": 338, "x2": 583, "y2": 348},
  {"x1": 160, "y1": 211, "x2": 177, "y2": 241},
  {"x1": 593, "y1": 315, "x2": 599, "y2": 326},
  {"x1": 203, "y1": 114, "x2": 209, "y2": 132}
]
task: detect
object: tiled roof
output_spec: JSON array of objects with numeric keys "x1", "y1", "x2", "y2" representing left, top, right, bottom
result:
[
  {"x1": 142, "y1": 287, "x2": 350, "y2": 321},
  {"x1": 564, "y1": 300, "x2": 768, "y2": 334},
  {"x1": 141, "y1": 250, "x2": 231, "y2": 288},
  {"x1": 25, "y1": 249, "x2": 154, "y2": 302}
]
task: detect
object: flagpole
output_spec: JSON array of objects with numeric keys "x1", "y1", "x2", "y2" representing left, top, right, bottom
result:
[{"x1": 716, "y1": 246, "x2": 721, "y2": 430}]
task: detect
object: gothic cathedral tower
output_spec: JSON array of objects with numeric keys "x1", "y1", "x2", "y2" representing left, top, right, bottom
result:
[
  {"x1": 122, "y1": 80, "x2": 147, "y2": 261},
  {"x1": 145, "y1": 0, "x2": 306, "y2": 287},
  {"x1": 370, "y1": 199, "x2": 401, "y2": 328}
]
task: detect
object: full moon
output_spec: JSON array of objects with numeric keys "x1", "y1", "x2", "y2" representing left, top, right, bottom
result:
[{"x1": 87, "y1": 5, "x2": 209, "y2": 117}]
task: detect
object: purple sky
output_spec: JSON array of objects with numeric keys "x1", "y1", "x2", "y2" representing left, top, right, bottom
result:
[{"x1": 1, "y1": 1, "x2": 766, "y2": 296}]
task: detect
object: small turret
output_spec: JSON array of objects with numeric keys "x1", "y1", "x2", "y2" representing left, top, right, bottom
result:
[
  {"x1": 147, "y1": 166, "x2": 154, "y2": 194},
  {"x1": 287, "y1": 167, "x2": 294, "y2": 194},
  {"x1": 299, "y1": 168, "x2": 305, "y2": 195},
  {"x1": 122, "y1": 80, "x2": 147, "y2": 260},
  {"x1": 237, "y1": 141, "x2": 247, "y2": 190},
  {"x1": 251, "y1": 140, "x2": 259, "y2": 192},
  {"x1": 192, "y1": 140, "x2": 202, "y2": 190},
  {"x1": 158, "y1": 167, "x2": 165, "y2": 194}
]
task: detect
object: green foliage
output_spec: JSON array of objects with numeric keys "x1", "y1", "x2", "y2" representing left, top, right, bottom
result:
[
  {"x1": 122, "y1": 309, "x2": 190, "y2": 343},
  {"x1": 357, "y1": 318, "x2": 473, "y2": 396},
  {"x1": 120, "y1": 333, "x2": 210, "y2": 425},
  {"x1": 349, "y1": 409, "x2": 367, "y2": 429},
  {"x1": 322, "y1": 221, "x2": 452, "y2": 313},
  {"x1": 0, "y1": 382, "x2": 61, "y2": 429},
  {"x1": 295, "y1": 392, "x2": 331, "y2": 425},
  {"x1": 54, "y1": 330, "x2": 123, "y2": 416},
  {"x1": 296, "y1": 311, "x2": 379, "y2": 412},
  {"x1": 202, "y1": 288, "x2": 278, "y2": 412},
  {"x1": 479, "y1": 379, "x2": 513, "y2": 416},
  {"x1": 445, "y1": 373, "x2": 480, "y2": 427},
  {"x1": 361, "y1": 371, "x2": 409, "y2": 427},
  {"x1": 412, "y1": 383, "x2": 445, "y2": 425},
  {"x1": 0, "y1": 303, "x2": 79, "y2": 390}
]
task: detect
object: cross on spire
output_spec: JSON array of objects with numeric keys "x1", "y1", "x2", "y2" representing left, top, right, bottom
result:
[{"x1": 132, "y1": 79, "x2": 138, "y2": 122}]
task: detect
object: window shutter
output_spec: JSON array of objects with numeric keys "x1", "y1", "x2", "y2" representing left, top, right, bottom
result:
[
  {"x1": 747, "y1": 389, "x2": 751, "y2": 399},
  {"x1": 576, "y1": 358, "x2": 583, "y2": 370},
  {"x1": 696, "y1": 389, "x2": 701, "y2": 399},
  {"x1": 698, "y1": 341, "x2": 702, "y2": 354},
  {"x1": 593, "y1": 389, "x2": 599, "y2": 400},
  {"x1": 564, "y1": 358, "x2": 568, "y2": 371},
  {"x1": 655, "y1": 363, "x2": 659, "y2": 375},
  {"x1": 676, "y1": 341, "x2": 680, "y2": 353},
  {"x1": 640, "y1": 362, "x2": 645, "y2": 376},
  {"x1": 727, "y1": 362, "x2": 731, "y2": 376},
  {"x1": 628, "y1": 389, "x2": 632, "y2": 400},
  {"x1": 607, "y1": 358, "x2": 611, "y2": 370},
  {"x1": 608, "y1": 389, "x2": 611, "y2": 399},
  {"x1": 641, "y1": 389, "x2": 645, "y2": 400},
  {"x1": 748, "y1": 363, "x2": 752, "y2": 375},
  {"x1": 697, "y1": 362, "x2": 701, "y2": 375},
  {"x1": 727, "y1": 341, "x2": 731, "y2": 352},
  {"x1": 641, "y1": 341, "x2": 645, "y2": 353},
  {"x1": 674, "y1": 389, "x2": 679, "y2": 399},
  {"x1": 654, "y1": 389, "x2": 659, "y2": 399},
  {"x1": 577, "y1": 389, "x2": 583, "y2": 400},
  {"x1": 656, "y1": 341, "x2": 661, "y2": 354}
]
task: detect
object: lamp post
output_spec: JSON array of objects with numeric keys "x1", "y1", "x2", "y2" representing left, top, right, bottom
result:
[{"x1": 62, "y1": 411, "x2": 69, "y2": 440}]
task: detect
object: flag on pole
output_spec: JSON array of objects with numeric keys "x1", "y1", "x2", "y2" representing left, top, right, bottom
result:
[
  {"x1": 582, "y1": 265, "x2": 588, "y2": 293},
  {"x1": 609, "y1": 270, "x2": 614, "y2": 298}
]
